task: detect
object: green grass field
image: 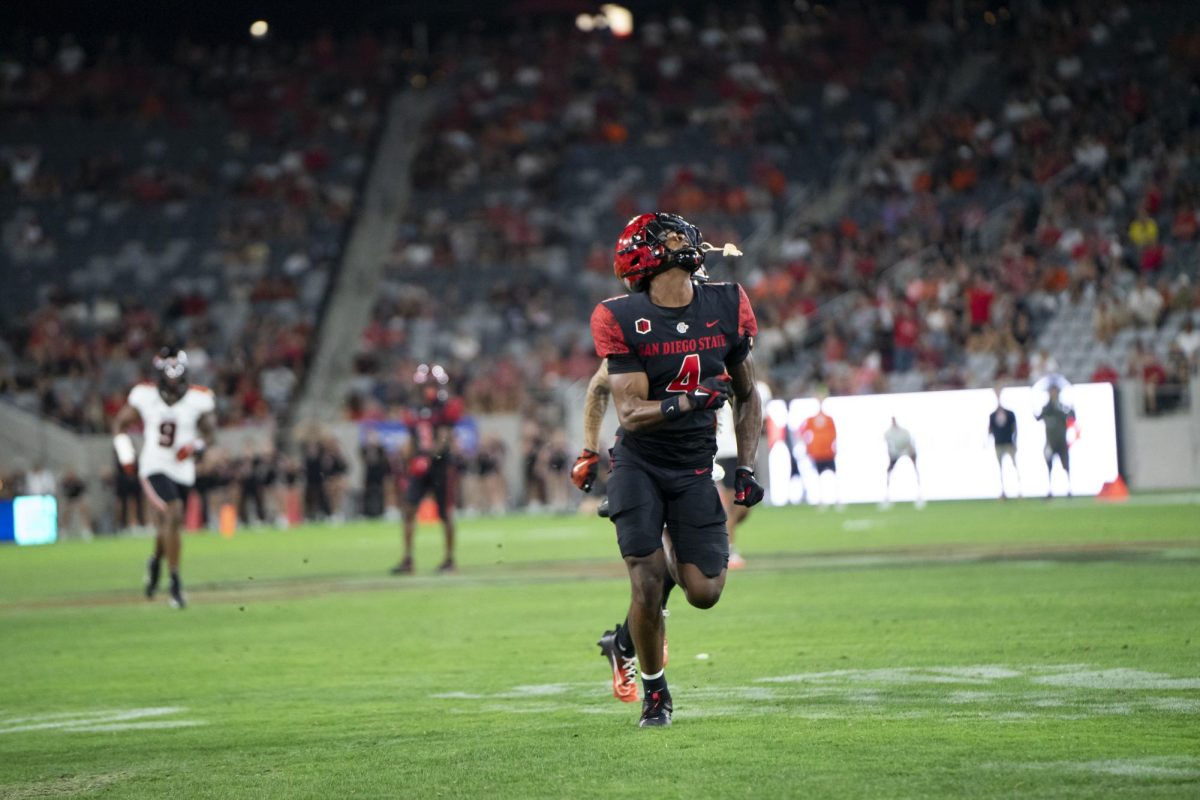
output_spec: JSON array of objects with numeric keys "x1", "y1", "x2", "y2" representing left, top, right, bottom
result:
[{"x1": 1, "y1": 498, "x2": 1198, "y2": 799}]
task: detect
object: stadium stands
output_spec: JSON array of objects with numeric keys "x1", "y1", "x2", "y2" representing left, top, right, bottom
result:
[{"x1": 1, "y1": 31, "x2": 398, "y2": 429}]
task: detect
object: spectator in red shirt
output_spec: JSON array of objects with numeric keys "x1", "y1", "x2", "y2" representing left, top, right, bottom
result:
[
  {"x1": 893, "y1": 306, "x2": 920, "y2": 372},
  {"x1": 966, "y1": 276, "x2": 995, "y2": 331}
]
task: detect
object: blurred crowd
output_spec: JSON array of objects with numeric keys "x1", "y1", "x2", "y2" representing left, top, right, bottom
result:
[
  {"x1": 0, "y1": 28, "x2": 403, "y2": 429},
  {"x1": 753, "y1": 0, "x2": 1200, "y2": 403},
  {"x1": 348, "y1": 0, "x2": 1200, "y2": 428}
]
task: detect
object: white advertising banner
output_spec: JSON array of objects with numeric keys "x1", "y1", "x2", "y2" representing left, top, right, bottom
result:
[{"x1": 765, "y1": 383, "x2": 1119, "y2": 505}]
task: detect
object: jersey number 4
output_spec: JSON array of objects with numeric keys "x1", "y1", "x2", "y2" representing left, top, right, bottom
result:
[
  {"x1": 158, "y1": 422, "x2": 177, "y2": 447},
  {"x1": 665, "y1": 353, "x2": 701, "y2": 393}
]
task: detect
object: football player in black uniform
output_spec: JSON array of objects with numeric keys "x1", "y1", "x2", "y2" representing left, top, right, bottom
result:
[
  {"x1": 391, "y1": 363, "x2": 465, "y2": 575},
  {"x1": 589, "y1": 213, "x2": 765, "y2": 727}
]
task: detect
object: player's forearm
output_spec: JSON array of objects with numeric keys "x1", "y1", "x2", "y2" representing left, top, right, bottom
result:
[
  {"x1": 582, "y1": 380, "x2": 611, "y2": 451},
  {"x1": 733, "y1": 391, "x2": 762, "y2": 467},
  {"x1": 614, "y1": 398, "x2": 674, "y2": 432}
]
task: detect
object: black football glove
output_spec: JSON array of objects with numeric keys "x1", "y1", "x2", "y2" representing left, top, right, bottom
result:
[
  {"x1": 686, "y1": 374, "x2": 732, "y2": 412},
  {"x1": 734, "y1": 466, "x2": 765, "y2": 507},
  {"x1": 571, "y1": 448, "x2": 600, "y2": 492}
]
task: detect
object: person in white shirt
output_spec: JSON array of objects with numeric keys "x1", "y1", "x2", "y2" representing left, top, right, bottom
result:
[
  {"x1": 1175, "y1": 317, "x2": 1200, "y2": 368},
  {"x1": 112, "y1": 349, "x2": 216, "y2": 609},
  {"x1": 24, "y1": 462, "x2": 57, "y2": 496},
  {"x1": 1127, "y1": 277, "x2": 1164, "y2": 328},
  {"x1": 883, "y1": 417, "x2": 923, "y2": 508}
]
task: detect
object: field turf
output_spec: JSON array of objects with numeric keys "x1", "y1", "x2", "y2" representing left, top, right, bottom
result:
[{"x1": 1, "y1": 498, "x2": 1198, "y2": 798}]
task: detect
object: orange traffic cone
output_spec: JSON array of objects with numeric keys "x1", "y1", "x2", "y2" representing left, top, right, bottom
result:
[
  {"x1": 185, "y1": 491, "x2": 203, "y2": 532},
  {"x1": 285, "y1": 489, "x2": 303, "y2": 527},
  {"x1": 1097, "y1": 476, "x2": 1129, "y2": 502},
  {"x1": 219, "y1": 503, "x2": 238, "y2": 538},
  {"x1": 417, "y1": 497, "x2": 439, "y2": 523}
]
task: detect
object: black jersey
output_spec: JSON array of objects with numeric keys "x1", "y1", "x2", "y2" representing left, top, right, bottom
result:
[
  {"x1": 591, "y1": 281, "x2": 758, "y2": 469},
  {"x1": 988, "y1": 407, "x2": 1017, "y2": 446}
]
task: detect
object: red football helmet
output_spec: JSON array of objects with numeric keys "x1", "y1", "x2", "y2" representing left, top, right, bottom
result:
[{"x1": 613, "y1": 212, "x2": 705, "y2": 292}]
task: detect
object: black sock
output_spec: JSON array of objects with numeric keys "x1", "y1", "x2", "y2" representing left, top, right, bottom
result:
[
  {"x1": 642, "y1": 670, "x2": 667, "y2": 696},
  {"x1": 148, "y1": 556, "x2": 161, "y2": 582},
  {"x1": 615, "y1": 618, "x2": 635, "y2": 657},
  {"x1": 170, "y1": 571, "x2": 181, "y2": 594}
]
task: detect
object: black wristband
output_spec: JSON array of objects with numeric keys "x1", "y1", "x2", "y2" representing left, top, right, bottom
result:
[{"x1": 660, "y1": 396, "x2": 683, "y2": 418}]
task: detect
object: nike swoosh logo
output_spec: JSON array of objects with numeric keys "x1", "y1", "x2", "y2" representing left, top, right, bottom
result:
[
  {"x1": 706, "y1": 320, "x2": 719, "y2": 328},
  {"x1": 694, "y1": 468, "x2": 710, "y2": 474}
]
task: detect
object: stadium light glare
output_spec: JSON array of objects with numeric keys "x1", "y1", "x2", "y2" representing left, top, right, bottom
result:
[
  {"x1": 601, "y1": 4, "x2": 633, "y2": 37},
  {"x1": 250, "y1": 20, "x2": 269, "y2": 38},
  {"x1": 575, "y1": 14, "x2": 595, "y2": 32}
]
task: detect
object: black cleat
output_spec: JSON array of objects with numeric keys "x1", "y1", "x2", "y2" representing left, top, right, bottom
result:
[
  {"x1": 639, "y1": 688, "x2": 672, "y2": 727},
  {"x1": 169, "y1": 588, "x2": 187, "y2": 610},
  {"x1": 144, "y1": 557, "x2": 161, "y2": 599},
  {"x1": 597, "y1": 497, "x2": 610, "y2": 518},
  {"x1": 389, "y1": 559, "x2": 413, "y2": 576},
  {"x1": 436, "y1": 559, "x2": 457, "y2": 574}
]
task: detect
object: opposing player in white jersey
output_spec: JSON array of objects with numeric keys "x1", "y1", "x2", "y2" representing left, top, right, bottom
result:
[
  {"x1": 882, "y1": 417, "x2": 923, "y2": 509},
  {"x1": 112, "y1": 349, "x2": 216, "y2": 609}
]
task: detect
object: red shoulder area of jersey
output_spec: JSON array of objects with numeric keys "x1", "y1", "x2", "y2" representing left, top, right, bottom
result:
[
  {"x1": 188, "y1": 384, "x2": 213, "y2": 394},
  {"x1": 443, "y1": 396, "x2": 465, "y2": 423},
  {"x1": 591, "y1": 302, "x2": 630, "y2": 358},
  {"x1": 736, "y1": 284, "x2": 758, "y2": 338}
]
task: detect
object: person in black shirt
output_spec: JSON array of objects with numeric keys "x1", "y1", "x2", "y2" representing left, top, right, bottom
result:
[
  {"x1": 236, "y1": 444, "x2": 268, "y2": 525},
  {"x1": 60, "y1": 468, "x2": 92, "y2": 539},
  {"x1": 1036, "y1": 385, "x2": 1075, "y2": 498},
  {"x1": 302, "y1": 439, "x2": 332, "y2": 520},
  {"x1": 361, "y1": 430, "x2": 391, "y2": 518},
  {"x1": 590, "y1": 212, "x2": 764, "y2": 727},
  {"x1": 987, "y1": 389, "x2": 1019, "y2": 499}
]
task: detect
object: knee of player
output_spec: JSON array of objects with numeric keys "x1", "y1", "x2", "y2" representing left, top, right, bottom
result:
[
  {"x1": 626, "y1": 564, "x2": 666, "y2": 607},
  {"x1": 684, "y1": 583, "x2": 723, "y2": 610}
]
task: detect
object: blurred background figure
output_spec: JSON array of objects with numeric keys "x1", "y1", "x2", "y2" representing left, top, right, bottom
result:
[
  {"x1": 882, "y1": 417, "x2": 922, "y2": 509},
  {"x1": 302, "y1": 438, "x2": 333, "y2": 522},
  {"x1": 1036, "y1": 385, "x2": 1075, "y2": 498},
  {"x1": 25, "y1": 461, "x2": 56, "y2": 497},
  {"x1": 475, "y1": 436, "x2": 509, "y2": 515},
  {"x1": 801, "y1": 400, "x2": 840, "y2": 510},
  {"x1": 59, "y1": 468, "x2": 92, "y2": 540},
  {"x1": 393, "y1": 364, "x2": 463, "y2": 575},
  {"x1": 235, "y1": 442, "x2": 273, "y2": 527},
  {"x1": 988, "y1": 390, "x2": 1020, "y2": 500},
  {"x1": 360, "y1": 430, "x2": 392, "y2": 519},
  {"x1": 114, "y1": 453, "x2": 144, "y2": 532}
]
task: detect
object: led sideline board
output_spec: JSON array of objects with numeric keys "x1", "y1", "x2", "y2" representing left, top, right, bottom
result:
[
  {"x1": 0, "y1": 496, "x2": 59, "y2": 546},
  {"x1": 765, "y1": 383, "x2": 1119, "y2": 505}
]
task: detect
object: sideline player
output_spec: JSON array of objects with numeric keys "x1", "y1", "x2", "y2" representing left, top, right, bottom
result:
[
  {"x1": 391, "y1": 363, "x2": 464, "y2": 575},
  {"x1": 882, "y1": 417, "x2": 923, "y2": 508},
  {"x1": 988, "y1": 389, "x2": 1019, "y2": 499},
  {"x1": 800, "y1": 399, "x2": 840, "y2": 509},
  {"x1": 590, "y1": 212, "x2": 764, "y2": 727},
  {"x1": 112, "y1": 349, "x2": 216, "y2": 609},
  {"x1": 1036, "y1": 384, "x2": 1075, "y2": 498}
]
